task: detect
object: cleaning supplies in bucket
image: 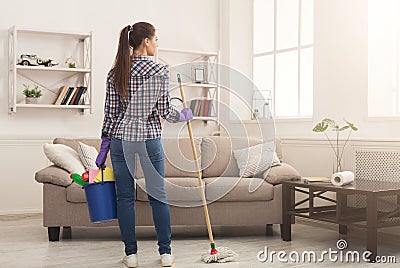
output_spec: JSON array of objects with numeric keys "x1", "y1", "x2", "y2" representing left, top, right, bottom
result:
[
  {"x1": 83, "y1": 168, "x2": 117, "y2": 223},
  {"x1": 89, "y1": 167, "x2": 115, "y2": 183}
]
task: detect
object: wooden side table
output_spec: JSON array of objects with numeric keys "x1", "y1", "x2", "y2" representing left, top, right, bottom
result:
[{"x1": 281, "y1": 180, "x2": 400, "y2": 262}]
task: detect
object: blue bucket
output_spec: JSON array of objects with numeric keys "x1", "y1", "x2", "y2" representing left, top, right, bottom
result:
[{"x1": 84, "y1": 180, "x2": 117, "y2": 223}]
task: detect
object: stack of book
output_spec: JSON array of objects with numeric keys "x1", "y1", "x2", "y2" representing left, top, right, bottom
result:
[
  {"x1": 189, "y1": 99, "x2": 213, "y2": 117},
  {"x1": 301, "y1": 177, "x2": 332, "y2": 184},
  {"x1": 53, "y1": 86, "x2": 88, "y2": 105}
]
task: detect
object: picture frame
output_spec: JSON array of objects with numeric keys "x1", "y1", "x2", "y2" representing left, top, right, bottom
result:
[
  {"x1": 191, "y1": 64, "x2": 207, "y2": 83},
  {"x1": 195, "y1": 68, "x2": 205, "y2": 83}
]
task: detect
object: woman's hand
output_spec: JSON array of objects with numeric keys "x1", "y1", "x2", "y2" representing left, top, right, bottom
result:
[
  {"x1": 178, "y1": 108, "x2": 193, "y2": 122},
  {"x1": 95, "y1": 136, "x2": 111, "y2": 169}
]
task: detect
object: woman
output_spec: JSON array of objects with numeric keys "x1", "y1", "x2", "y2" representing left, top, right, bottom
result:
[{"x1": 96, "y1": 22, "x2": 192, "y2": 268}]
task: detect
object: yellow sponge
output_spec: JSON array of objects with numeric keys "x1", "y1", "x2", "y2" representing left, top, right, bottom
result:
[{"x1": 93, "y1": 167, "x2": 115, "y2": 182}]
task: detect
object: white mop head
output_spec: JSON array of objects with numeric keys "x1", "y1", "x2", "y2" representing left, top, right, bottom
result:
[{"x1": 201, "y1": 247, "x2": 239, "y2": 263}]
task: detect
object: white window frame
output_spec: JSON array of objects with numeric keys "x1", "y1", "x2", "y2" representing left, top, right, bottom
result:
[{"x1": 253, "y1": 0, "x2": 314, "y2": 118}]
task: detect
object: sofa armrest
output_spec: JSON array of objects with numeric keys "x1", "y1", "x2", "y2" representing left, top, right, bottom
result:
[
  {"x1": 35, "y1": 165, "x2": 72, "y2": 187},
  {"x1": 263, "y1": 163, "x2": 301, "y2": 185}
]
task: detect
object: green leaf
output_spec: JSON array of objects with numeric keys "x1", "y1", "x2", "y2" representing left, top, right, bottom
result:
[
  {"x1": 322, "y1": 118, "x2": 338, "y2": 129},
  {"x1": 344, "y1": 119, "x2": 358, "y2": 131},
  {"x1": 312, "y1": 122, "x2": 328, "y2": 132},
  {"x1": 335, "y1": 126, "x2": 350, "y2": 131}
]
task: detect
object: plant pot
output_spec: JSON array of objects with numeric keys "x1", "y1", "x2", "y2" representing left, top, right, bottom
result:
[{"x1": 25, "y1": 97, "x2": 39, "y2": 104}]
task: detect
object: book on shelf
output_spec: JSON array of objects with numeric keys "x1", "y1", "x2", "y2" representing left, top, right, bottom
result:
[
  {"x1": 205, "y1": 100, "x2": 213, "y2": 117},
  {"x1": 69, "y1": 87, "x2": 81, "y2": 105},
  {"x1": 203, "y1": 99, "x2": 210, "y2": 117},
  {"x1": 199, "y1": 100, "x2": 205, "y2": 116},
  {"x1": 54, "y1": 86, "x2": 69, "y2": 105},
  {"x1": 189, "y1": 99, "x2": 214, "y2": 117},
  {"x1": 196, "y1": 100, "x2": 202, "y2": 116},
  {"x1": 53, "y1": 86, "x2": 88, "y2": 105},
  {"x1": 65, "y1": 87, "x2": 77, "y2": 105},
  {"x1": 74, "y1": 86, "x2": 87, "y2": 105},
  {"x1": 190, "y1": 100, "x2": 197, "y2": 114},
  {"x1": 60, "y1": 87, "x2": 74, "y2": 105},
  {"x1": 53, "y1": 86, "x2": 64, "y2": 105}
]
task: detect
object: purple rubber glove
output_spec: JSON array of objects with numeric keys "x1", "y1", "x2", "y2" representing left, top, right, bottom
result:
[
  {"x1": 95, "y1": 136, "x2": 111, "y2": 169},
  {"x1": 178, "y1": 108, "x2": 193, "y2": 122}
]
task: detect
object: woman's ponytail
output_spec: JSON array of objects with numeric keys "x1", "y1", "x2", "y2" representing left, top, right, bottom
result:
[{"x1": 113, "y1": 25, "x2": 131, "y2": 99}]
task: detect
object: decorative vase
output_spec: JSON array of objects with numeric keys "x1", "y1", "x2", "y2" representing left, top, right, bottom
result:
[
  {"x1": 332, "y1": 155, "x2": 343, "y2": 174},
  {"x1": 25, "y1": 97, "x2": 39, "y2": 104}
]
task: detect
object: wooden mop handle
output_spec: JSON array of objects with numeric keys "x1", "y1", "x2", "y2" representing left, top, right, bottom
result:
[{"x1": 177, "y1": 74, "x2": 215, "y2": 245}]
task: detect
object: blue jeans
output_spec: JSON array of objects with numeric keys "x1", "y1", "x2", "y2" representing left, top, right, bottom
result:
[{"x1": 110, "y1": 137, "x2": 171, "y2": 255}]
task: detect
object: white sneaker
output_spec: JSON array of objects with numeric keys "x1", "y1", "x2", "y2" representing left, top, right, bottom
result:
[
  {"x1": 160, "y1": 253, "x2": 175, "y2": 267},
  {"x1": 123, "y1": 253, "x2": 138, "y2": 268}
]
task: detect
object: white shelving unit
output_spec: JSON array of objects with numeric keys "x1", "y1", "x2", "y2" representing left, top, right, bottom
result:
[
  {"x1": 156, "y1": 48, "x2": 220, "y2": 124},
  {"x1": 8, "y1": 26, "x2": 92, "y2": 114}
]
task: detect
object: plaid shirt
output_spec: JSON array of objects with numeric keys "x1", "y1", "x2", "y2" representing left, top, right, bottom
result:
[{"x1": 101, "y1": 55, "x2": 180, "y2": 141}]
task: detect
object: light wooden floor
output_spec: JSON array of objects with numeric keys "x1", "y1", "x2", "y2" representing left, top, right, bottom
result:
[{"x1": 1, "y1": 214, "x2": 399, "y2": 267}]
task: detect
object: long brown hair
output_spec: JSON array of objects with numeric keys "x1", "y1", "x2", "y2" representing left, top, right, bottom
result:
[{"x1": 113, "y1": 22, "x2": 156, "y2": 99}]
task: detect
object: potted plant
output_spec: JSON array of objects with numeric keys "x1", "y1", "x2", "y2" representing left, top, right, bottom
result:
[
  {"x1": 312, "y1": 118, "x2": 358, "y2": 173},
  {"x1": 252, "y1": 108, "x2": 259, "y2": 119},
  {"x1": 22, "y1": 84, "x2": 42, "y2": 104}
]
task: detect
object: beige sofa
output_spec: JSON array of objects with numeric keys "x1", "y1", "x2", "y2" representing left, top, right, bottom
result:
[{"x1": 35, "y1": 136, "x2": 300, "y2": 241}]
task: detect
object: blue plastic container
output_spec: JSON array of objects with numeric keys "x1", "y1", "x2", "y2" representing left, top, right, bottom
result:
[{"x1": 84, "y1": 181, "x2": 117, "y2": 223}]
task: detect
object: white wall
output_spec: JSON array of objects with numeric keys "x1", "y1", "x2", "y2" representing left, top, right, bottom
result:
[{"x1": 0, "y1": 0, "x2": 219, "y2": 214}]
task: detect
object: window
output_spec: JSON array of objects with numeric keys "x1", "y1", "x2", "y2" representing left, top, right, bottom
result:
[
  {"x1": 368, "y1": 0, "x2": 400, "y2": 117},
  {"x1": 253, "y1": 0, "x2": 314, "y2": 118}
]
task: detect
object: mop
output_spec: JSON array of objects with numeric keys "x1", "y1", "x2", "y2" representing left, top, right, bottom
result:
[{"x1": 177, "y1": 74, "x2": 239, "y2": 263}]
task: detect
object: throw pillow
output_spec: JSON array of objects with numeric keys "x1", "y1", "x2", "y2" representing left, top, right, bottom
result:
[
  {"x1": 77, "y1": 142, "x2": 98, "y2": 170},
  {"x1": 233, "y1": 141, "x2": 281, "y2": 177},
  {"x1": 34, "y1": 165, "x2": 73, "y2": 187},
  {"x1": 263, "y1": 163, "x2": 301, "y2": 184},
  {"x1": 43, "y1": 143, "x2": 86, "y2": 174}
]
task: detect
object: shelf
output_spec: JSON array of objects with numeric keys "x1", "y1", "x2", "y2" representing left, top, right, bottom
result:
[
  {"x1": 15, "y1": 66, "x2": 91, "y2": 73},
  {"x1": 169, "y1": 82, "x2": 218, "y2": 89},
  {"x1": 8, "y1": 25, "x2": 92, "y2": 114},
  {"x1": 15, "y1": 104, "x2": 90, "y2": 109},
  {"x1": 193, "y1": 116, "x2": 218, "y2": 121},
  {"x1": 157, "y1": 47, "x2": 218, "y2": 56},
  {"x1": 185, "y1": 82, "x2": 217, "y2": 88},
  {"x1": 156, "y1": 48, "x2": 220, "y2": 127},
  {"x1": 16, "y1": 28, "x2": 91, "y2": 39}
]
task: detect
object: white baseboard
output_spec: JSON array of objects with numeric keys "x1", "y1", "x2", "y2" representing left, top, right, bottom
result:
[{"x1": 0, "y1": 208, "x2": 42, "y2": 216}]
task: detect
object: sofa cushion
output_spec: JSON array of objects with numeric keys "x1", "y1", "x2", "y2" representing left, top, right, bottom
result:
[
  {"x1": 233, "y1": 141, "x2": 281, "y2": 177},
  {"x1": 66, "y1": 182, "x2": 86, "y2": 203},
  {"x1": 263, "y1": 163, "x2": 301, "y2": 185},
  {"x1": 135, "y1": 137, "x2": 202, "y2": 178},
  {"x1": 204, "y1": 177, "x2": 274, "y2": 202},
  {"x1": 77, "y1": 142, "x2": 98, "y2": 170},
  {"x1": 201, "y1": 136, "x2": 264, "y2": 178},
  {"x1": 53, "y1": 138, "x2": 113, "y2": 168},
  {"x1": 35, "y1": 165, "x2": 73, "y2": 187},
  {"x1": 43, "y1": 143, "x2": 86, "y2": 174},
  {"x1": 136, "y1": 177, "x2": 203, "y2": 203}
]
